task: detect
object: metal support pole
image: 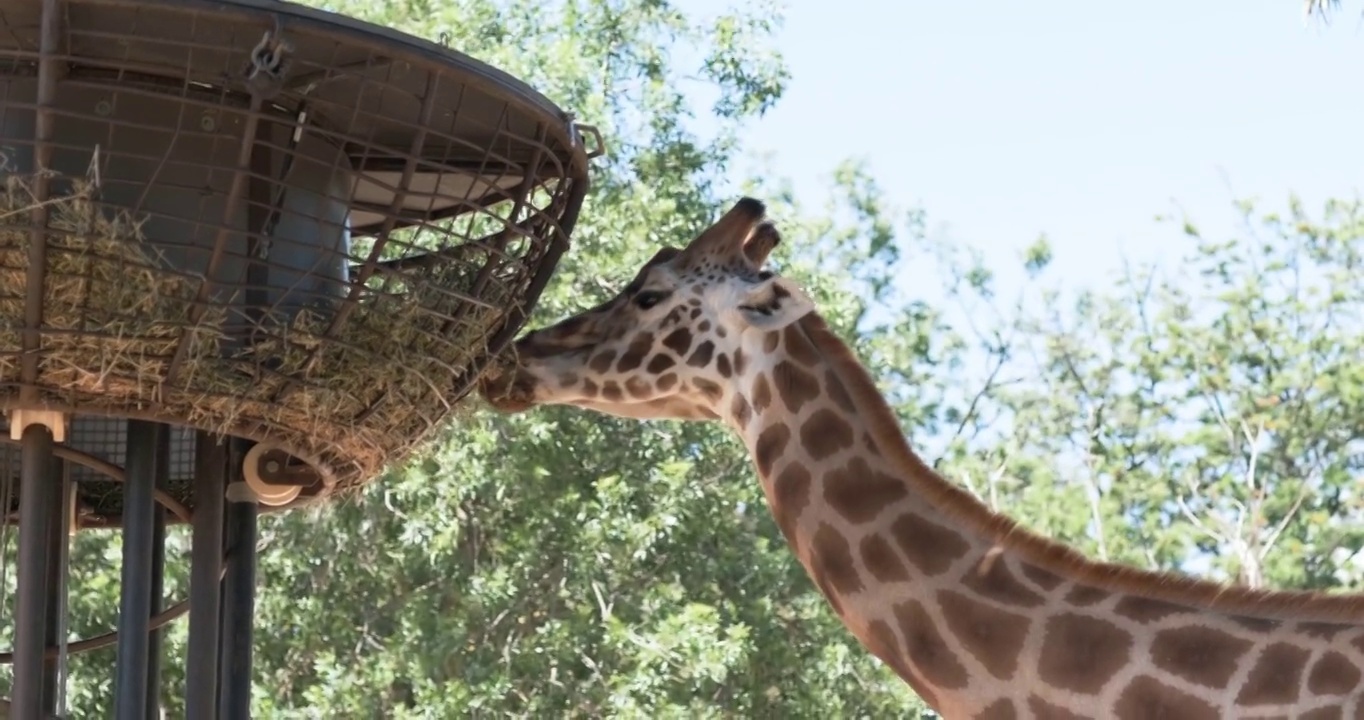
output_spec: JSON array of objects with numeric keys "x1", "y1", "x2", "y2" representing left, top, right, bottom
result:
[
  {"x1": 115, "y1": 420, "x2": 162, "y2": 720},
  {"x1": 218, "y1": 439, "x2": 257, "y2": 720},
  {"x1": 146, "y1": 429, "x2": 169, "y2": 719},
  {"x1": 42, "y1": 457, "x2": 72, "y2": 714},
  {"x1": 12, "y1": 423, "x2": 55, "y2": 717},
  {"x1": 186, "y1": 432, "x2": 226, "y2": 720}
]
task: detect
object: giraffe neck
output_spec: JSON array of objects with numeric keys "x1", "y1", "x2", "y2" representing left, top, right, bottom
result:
[{"x1": 722, "y1": 313, "x2": 1364, "y2": 718}]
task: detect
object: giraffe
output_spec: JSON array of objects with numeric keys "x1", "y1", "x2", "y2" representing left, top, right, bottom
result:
[{"x1": 479, "y1": 198, "x2": 1364, "y2": 718}]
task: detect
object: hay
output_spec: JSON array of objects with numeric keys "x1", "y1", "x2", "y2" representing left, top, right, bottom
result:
[{"x1": 0, "y1": 173, "x2": 516, "y2": 495}]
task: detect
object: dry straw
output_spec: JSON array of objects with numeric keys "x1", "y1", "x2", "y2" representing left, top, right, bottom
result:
[{"x1": 0, "y1": 172, "x2": 514, "y2": 496}]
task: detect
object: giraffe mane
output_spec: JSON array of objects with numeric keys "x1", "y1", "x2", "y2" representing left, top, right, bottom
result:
[{"x1": 793, "y1": 311, "x2": 1364, "y2": 623}]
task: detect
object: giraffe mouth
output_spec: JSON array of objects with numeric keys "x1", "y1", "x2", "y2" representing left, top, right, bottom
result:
[{"x1": 477, "y1": 363, "x2": 539, "y2": 413}]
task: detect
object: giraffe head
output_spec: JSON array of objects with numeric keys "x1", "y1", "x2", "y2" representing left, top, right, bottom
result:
[{"x1": 480, "y1": 198, "x2": 815, "y2": 422}]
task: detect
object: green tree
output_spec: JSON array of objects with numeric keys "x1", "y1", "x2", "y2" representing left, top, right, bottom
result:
[{"x1": 937, "y1": 197, "x2": 1364, "y2": 594}]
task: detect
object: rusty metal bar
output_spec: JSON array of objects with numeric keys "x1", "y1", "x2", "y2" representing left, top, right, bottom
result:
[
  {"x1": 186, "y1": 432, "x2": 226, "y2": 720},
  {"x1": 114, "y1": 420, "x2": 162, "y2": 720},
  {"x1": 19, "y1": 0, "x2": 67, "y2": 404},
  {"x1": 146, "y1": 428, "x2": 170, "y2": 718},
  {"x1": 41, "y1": 457, "x2": 72, "y2": 714},
  {"x1": 218, "y1": 439, "x2": 257, "y2": 720}
]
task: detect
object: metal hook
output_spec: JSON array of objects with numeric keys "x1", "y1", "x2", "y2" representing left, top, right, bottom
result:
[{"x1": 243, "y1": 15, "x2": 293, "y2": 100}]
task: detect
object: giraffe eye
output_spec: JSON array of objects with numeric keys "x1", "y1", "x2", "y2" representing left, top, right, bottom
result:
[{"x1": 634, "y1": 290, "x2": 670, "y2": 310}]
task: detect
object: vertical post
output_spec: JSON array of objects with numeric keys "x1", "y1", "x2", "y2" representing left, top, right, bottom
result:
[
  {"x1": 186, "y1": 432, "x2": 226, "y2": 720},
  {"x1": 12, "y1": 423, "x2": 55, "y2": 717},
  {"x1": 218, "y1": 439, "x2": 257, "y2": 720},
  {"x1": 146, "y1": 428, "x2": 169, "y2": 718},
  {"x1": 115, "y1": 420, "x2": 162, "y2": 720},
  {"x1": 42, "y1": 456, "x2": 72, "y2": 714}
]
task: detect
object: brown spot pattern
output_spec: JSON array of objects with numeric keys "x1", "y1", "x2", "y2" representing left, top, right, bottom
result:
[
  {"x1": 938, "y1": 589, "x2": 1030, "y2": 680},
  {"x1": 893, "y1": 599, "x2": 969, "y2": 690},
  {"x1": 974, "y1": 699, "x2": 1016, "y2": 720},
  {"x1": 784, "y1": 323, "x2": 820, "y2": 365},
  {"x1": 656, "y1": 373, "x2": 678, "y2": 392},
  {"x1": 1232, "y1": 616, "x2": 1280, "y2": 633},
  {"x1": 581, "y1": 378, "x2": 599, "y2": 397},
  {"x1": 646, "y1": 354, "x2": 676, "y2": 374},
  {"x1": 826, "y1": 369, "x2": 856, "y2": 413},
  {"x1": 1028, "y1": 697, "x2": 1088, "y2": 720},
  {"x1": 730, "y1": 394, "x2": 752, "y2": 427},
  {"x1": 754, "y1": 424, "x2": 791, "y2": 476},
  {"x1": 800, "y1": 408, "x2": 854, "y2": 461},
  {"x1": 616, "y1": 335, "x2": 654, "y2": 372},
  {"x1": 1019, "y1": 563, "x2": 1064, "y2": 591},
  {"x1": 716, "y1": 353, "x2": 732, "y2": 378},
  {"x1": 763, "y1": 331, "x2": 780, "y2": 353},
  {"x1": 772, "y1": 360, "x2": 821, "y2": 414},
  {"x1": 662, "y1": 328, "x2": 693, "y2": 356},
  {"x1": 810, "y1": 522, "x2": 864, "y2": 597},
  {"x1": 1236, "y1": 642, "x2": 1310, "y2": 705},
  {"x1": 963, "y1": 559, "x2": 1044, "y2": 609},
  {"x1": 589, "y1": 350, "x2": 617, "y2": 374},
  {"x1": 1114, "y1": 596, "x2": 1187, "y2": 624},
  {"x1": 686, "y1": 340, "x2": 715, "y2": 368},
  {"x1": 1308, "y1": 651, "x2": 1361, "y2": 695},
  {"x1": 860, "y1": 534, "x2": 909, "y2": 583},
  {"x1": 1114, "y1": 675, "x2": 1219, "y2": 719},
  {"x1": 865, "y1": 619, "x2": 921, "y2": 693},
  {"x1": 1300, "y1": 708, "x2": 1343, "y2": 720},
  {"x1": 1148, "y1": 625, "x2": 1253, "y2": 688},
  {"x1": 889, "y1": 512, "x2": 971, "y2": 576},
  {"x1": 1300, "y1": 622, "x2": 1350, "y2": 640},
  {"x1": 823, "y1": 457, "x2": 908, "y2": 524},
  {"x1": 752, "y1": 374, "x2": 773, "y2": 411},
  {"x1": 1064, "y1": 585, "x2": 1109, "y2": 607},
  {"x1": 624, "y1": 377, "x2": 652, "y2": 399},
  {"x1": 693, "y1": 378, "x2": 723, "y2": 401},
  {"x1": 771, "y1": 463, "x2": 811, "y2": 545},
  {"x1": 733, "y1": 348, "x2": 748, "y2": 375},
  {"x1": 1038, "y1": 613, "x2": 1134, "y2": 694},
  {"x1": 601, "y1": 381, "x2": 623, "y2": 401}
]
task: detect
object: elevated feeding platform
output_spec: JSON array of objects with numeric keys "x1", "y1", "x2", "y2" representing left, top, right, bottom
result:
[
  {"x1": 0, "y1": 2, "x2": 596, "y2": 715},
  {"x1": 0, "y1": 0, "x2": 595, "y2": 525}
]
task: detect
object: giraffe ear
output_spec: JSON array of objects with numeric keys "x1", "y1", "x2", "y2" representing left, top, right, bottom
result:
[{"x1": 737, "y1": 277, "x2": 815, "y2": 330}]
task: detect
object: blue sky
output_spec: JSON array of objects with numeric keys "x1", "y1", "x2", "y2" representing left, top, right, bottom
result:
[{"x1": 685, "y1": 0, "x2": 1363, "y2": 299}]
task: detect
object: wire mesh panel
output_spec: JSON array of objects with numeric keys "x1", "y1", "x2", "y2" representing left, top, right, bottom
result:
[{"x1": 0, "y1": 0, "x2": 594, "y2": 523}]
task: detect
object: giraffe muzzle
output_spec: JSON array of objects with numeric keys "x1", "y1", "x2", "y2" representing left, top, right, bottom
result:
[{"x1": 476, "y1": 359, "x2": 539, "y2": 413}]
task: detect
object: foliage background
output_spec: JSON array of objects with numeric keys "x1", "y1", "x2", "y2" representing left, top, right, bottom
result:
[{"x1": 0, "y1": 0, "x2": 1358, "y2": 717}]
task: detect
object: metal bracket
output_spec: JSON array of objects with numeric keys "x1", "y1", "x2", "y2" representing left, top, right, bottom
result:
[{"x1": 576, "y1": 123, "x2": 607, "y2": 160}]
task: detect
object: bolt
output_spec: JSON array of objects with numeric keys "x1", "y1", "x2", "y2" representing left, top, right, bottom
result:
[
  {"x1": 200, "y1": 114, "x2": 217, "y2": 132},
  {"x1": 264, "y1": 459, "x2": 281, "y2": 474},
  {"x1": 94, "y1": 100, "x2": 112, "y2": 116}
]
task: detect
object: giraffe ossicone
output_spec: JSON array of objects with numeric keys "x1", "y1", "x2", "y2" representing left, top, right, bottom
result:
[{"x1": 479, "y1": 198, "x2": 1364, "y2": 719}]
